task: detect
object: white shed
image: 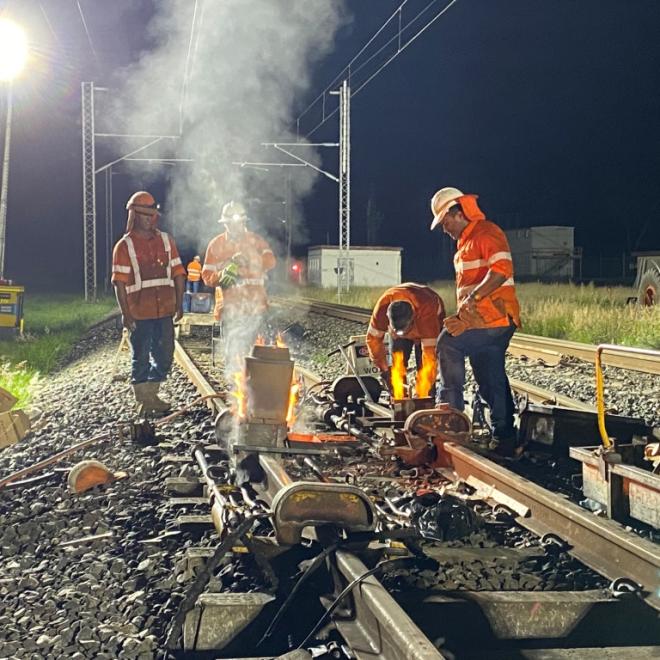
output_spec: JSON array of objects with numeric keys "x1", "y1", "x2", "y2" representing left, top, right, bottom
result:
[
  {"x1": 306, "y1": 246, "x2": 402, "y2": 288},
  {"x1": 505, "y1": 226, "x2": 575, "y2": 279}
]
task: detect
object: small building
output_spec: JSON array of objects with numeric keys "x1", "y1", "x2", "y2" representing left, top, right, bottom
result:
[
  {"x1": 306, "y1": 245, "x2": 402, "y2": 288},
  {"x1": 505, "y1": 226, "x2": 576, "y2": 280}
]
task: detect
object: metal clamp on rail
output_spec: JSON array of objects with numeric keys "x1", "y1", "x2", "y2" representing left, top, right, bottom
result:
[{"x1": 270, "y1": 480, "x2": 376, "y2": 545}]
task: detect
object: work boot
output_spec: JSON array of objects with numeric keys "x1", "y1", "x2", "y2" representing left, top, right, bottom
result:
[
  {"x1": 144, "y1": 381, "x2": 171, "y2": 414},
  {"x1": 132, "y1": 382, "x2": 150, "y2": 416},
  {"x1": 132, "y1": 382, "x2": 170, "y2": 416}
]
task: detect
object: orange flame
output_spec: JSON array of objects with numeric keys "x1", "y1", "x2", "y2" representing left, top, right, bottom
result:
[
  {"x1": 286, "y1": 379, "x2": 300, "y2": 427},
  {"x1": 232, "y1": 371, "x2": 247, "y2": 420},
  {"x1": 415, "y1": 353, "x2": 436, "y2": 398},
  {"x1": 255, "y1": 335, "x2": 265, "y2": 346},
  {"x1": 391, "y1": 351, "x2": 406, "y2": 400},
  {"x1": 276, "y1": 332, "x2": 286, "y2": 348}
]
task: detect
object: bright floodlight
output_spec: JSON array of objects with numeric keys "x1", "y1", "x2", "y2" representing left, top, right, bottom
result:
[{"x1": 0, "y1": 19, "x2": 28, "y2": 82}]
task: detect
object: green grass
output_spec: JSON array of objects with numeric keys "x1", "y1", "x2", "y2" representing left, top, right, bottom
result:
[
  {"x1": 298, "y1": 282, "x2": 660, "y2": 349},
  {"x1": 0, "y1": 294, "x2": 116, "y2": 407}
]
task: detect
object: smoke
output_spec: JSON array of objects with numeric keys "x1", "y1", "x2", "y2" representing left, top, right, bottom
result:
[{"x1": 106, "y1": 0, "x2": 347, "y2": 254}]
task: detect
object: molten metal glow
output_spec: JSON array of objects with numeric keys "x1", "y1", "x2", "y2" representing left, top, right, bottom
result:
[
  {"x1": 276, "y1": 332, "x2": 286, "y2": 348},
  {"x1": 232, "y1": 371, "x2": 247, "y2": 419},
  {"x1": 391, "y1": 351, "x2": 406, "y2": 400},
  {"x1": 286, "y1": 380, "x2": 300, "y2": 427},
  {"x1": 416, "y1": 355, "x2": 436, "y2": 398}
]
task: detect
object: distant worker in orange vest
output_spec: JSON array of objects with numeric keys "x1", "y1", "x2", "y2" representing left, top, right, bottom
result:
[
  {"x1": 366, "y1": 283, "x2": 445, "y2": 398},
  {"x1": 111, "y1": 191, "x2": 186, "y2": 415},
  {"x1": 430, "y1": 187, "x2": 521, "y2": 455},
  {"x1": 202, "y1": 201, "x2": 276, "y2": 369},
  {"x1": 183, "y1": 255, "x2": 202, "y2": 313}
]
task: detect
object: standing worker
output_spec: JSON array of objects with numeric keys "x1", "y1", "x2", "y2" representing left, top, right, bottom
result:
[
  {"x1": 366, "y1": 283, "x2": 445, "y2": 398},
  {"x1": 430, "y1": 187, "x2": 521, "y2": 454},
  {"x1": 111, "y1": 191, "x2": 186, "y2": 415},
  {"x1": 202, "y1": 201, "x2": 276, "y2": 370},
  {"x1": 183, "y1": 255, "x2": 202, "y2": 313}
]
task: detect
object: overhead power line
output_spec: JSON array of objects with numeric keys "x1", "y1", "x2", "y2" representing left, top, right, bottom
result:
[
  {"x1": 297, "y1": 0, "x2": 460, "y2": 138},
  {"x1": 76, "y1": 0, "x2": 100, "y2": 68}
]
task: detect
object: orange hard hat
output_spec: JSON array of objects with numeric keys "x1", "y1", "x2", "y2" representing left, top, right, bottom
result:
[{"x1": 126, "y1": 191, "x2": 160, "y2": 214}]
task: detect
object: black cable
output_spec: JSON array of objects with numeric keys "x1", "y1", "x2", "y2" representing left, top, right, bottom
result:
[
  {"x1": 257, "y1": 542, "x2": 339, "y2": 646},
  {"x1": 297, "y1": 556, "x2": 411, "y2": 650},
  {"x1": 165, "y1": 514, "x2": 268, "y2": 650}
]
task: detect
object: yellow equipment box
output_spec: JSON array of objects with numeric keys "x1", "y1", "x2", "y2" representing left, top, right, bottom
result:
[{"x1": 0, "y1": 285, "x2": 24, "y2": 335}]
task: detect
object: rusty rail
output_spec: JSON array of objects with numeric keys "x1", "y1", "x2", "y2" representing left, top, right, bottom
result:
[{"x1": 279, "y1": 297, "x2": 660, "y2": 375}]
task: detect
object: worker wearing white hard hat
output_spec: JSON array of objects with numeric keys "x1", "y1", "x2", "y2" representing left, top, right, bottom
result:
[{"x1": 430, "y1": 187, "x2": 521, "y2": 455}]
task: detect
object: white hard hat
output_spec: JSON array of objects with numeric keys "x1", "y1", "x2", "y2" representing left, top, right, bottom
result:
[
  {"x1": 430, "y1": 187, "x2": 463, "y2": 230},
  {"x1": 220, "y1": 200, "x2": 248, "y2": 224}
]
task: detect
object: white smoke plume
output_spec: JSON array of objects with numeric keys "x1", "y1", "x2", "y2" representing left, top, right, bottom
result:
[{"x1": 105, "y1": 0, "x2": 347, "y2": 253}]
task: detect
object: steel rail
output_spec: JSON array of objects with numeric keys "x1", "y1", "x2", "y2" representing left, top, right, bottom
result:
[
  {"x1": 173, "y1": 340, "x2": 445, "y2": 660},
  {"x1": 294, "y1": 358, "x2": 660, "y2": 613},
  {"x1": 445, "y1": 442, "x2": 660, "y2": 612},
  {"x1": 279, "y1": 297, "x2": 660, "y2": 375}
]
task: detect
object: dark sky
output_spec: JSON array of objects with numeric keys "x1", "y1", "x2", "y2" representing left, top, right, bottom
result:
[{"x1": 1, "y1": 0, "x2": 660, "y2": 290}]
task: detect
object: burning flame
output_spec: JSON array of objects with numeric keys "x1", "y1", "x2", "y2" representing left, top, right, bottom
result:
[
  {"x1": 286, "y1": 379, "x2": 300, "y2": 427},
  {"x1": 276, "y1": 332, "x2": 286, "y2": 348},
  {"x1": 232, "y1": 371, "x2": 247, "y2": 420},
  {"x1": 255, "y1": 334, "x2": 265, "y2": 346},
  {"x1": 391, "y1": 351, "x2": 406, "y2": 400},
  {"x1": 415, "y1": 353, "x2": 436, "y2": 398}
]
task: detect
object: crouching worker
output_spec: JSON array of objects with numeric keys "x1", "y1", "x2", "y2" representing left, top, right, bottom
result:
[
  {"x1": 430, "y1": 187, "x2": 521, "y2": 455},
  {"x1": 111, "y1": 191, "x2": 186, "y2": 415},
  {"x1": 366, "y1": 283, "x2": 445, "y2": 398}
]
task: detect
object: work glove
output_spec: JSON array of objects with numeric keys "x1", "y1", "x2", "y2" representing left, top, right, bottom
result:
[
  {"x1": 380, "y1": 368, "x2": 392, "y2": 394},
  {"x1": 219, "y1": 261, "x2": 239, "y2": 289},
  {"x1": 231, "y1": 252, "x2": 249, "y2": 268},
  {"x1": 443, "y1": 315, "x2": 468, "y2": 337}
]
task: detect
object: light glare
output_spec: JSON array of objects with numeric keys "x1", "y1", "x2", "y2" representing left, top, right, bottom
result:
[{"x1": 0, "y1": 19, "x2": 28, "y2": 82}]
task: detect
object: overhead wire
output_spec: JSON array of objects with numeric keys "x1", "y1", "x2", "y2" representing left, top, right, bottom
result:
[
  {"x1": 178, "y1": 0, "x2": 201, "y2": 135},
  {"x1": 299, "y1": 0, "x2": 460, "y2": 138},
  {"x1": 75, "y1": 0, "x2": 100, "y2": 70}
]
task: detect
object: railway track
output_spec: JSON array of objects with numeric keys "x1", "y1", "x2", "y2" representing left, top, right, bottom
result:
[
  {"x1": 173, "y1": 328, "x2": 660, "y2": 658},
  {"x1": 283, "y1": 297, "x2": 660, "y2": 376}
]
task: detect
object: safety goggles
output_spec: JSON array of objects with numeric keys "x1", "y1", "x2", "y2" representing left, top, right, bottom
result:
[{"x1": 132, "y1": 202, "x2": 161, "y2": 215}]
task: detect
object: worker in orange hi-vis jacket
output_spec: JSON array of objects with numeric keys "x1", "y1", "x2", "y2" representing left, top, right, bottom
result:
[
  {"x1": 111, "y1": 191, "x2": 186, "y2": 415},
  {"x1": 430, "y1": 187, "x2": 521, "y2": 455},
  {"x1": 202, "y1": 201, "x2": 276, "y2": 370},
  {"x1": 183, "y1": 255, "x2": 203, "y2": 313},
  {"x1": 366, "y1": 283, "x2": 445, "y2": 399}
]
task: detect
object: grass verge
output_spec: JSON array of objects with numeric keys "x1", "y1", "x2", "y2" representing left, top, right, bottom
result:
[
  {"x1": 0, "y1": 294, "x2": 117, "y2": 407},
  {"x1": 297, "y1": 282, "x2": 660, "y2": 349}
]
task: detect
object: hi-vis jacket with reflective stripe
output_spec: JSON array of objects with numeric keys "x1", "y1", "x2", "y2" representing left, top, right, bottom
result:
[
  {"x1": 454, "y1": 217, "x2": 521, "y2": 328},
  {"x1": 201, "y1": 230, "x2": 276, "y2": 321},
  {"x1": 366, "y1": 283, "x2": 446, "y2": 373},
  {"x1": 111, "y1": 230, "x2": 186, "y2": 320},
  {"x1": 186, "y1": 260, "x2": 202, "y2": 282}
]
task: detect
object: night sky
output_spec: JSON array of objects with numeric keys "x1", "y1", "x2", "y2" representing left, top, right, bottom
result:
[{"x1": 1, "y1": 0, "x2": 660, "y2": 290}]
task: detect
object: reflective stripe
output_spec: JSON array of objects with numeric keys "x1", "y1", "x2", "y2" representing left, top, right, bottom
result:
[
  {"x1": 455, "y1": 258, "x2": 487, "y2": 273},
  {"x1": 123, "y1": 232, "x2": 174, "y2": 294},
  {"x1": 235, "y1": 278, "x2": 265, "y2": 287},
  {"x1": 367, "y1": 325, "x2": 385, "y2": 338},
  {"x1": 421, "y1": 338, "x2": 436, "y2": 347},
  {"x1": 203, "y1": 264, "x2": 218, "y2": 272},
  {"x1": 170, "y1": 257, "x2": 182, "y2": 267},
  {"x1": 113, "y1": 265, "x2": 131, "y2": 274},
  {"x1": 262, "y1": 249, "x2": 273, "y2": 255},
  {"x1": 488, "y1": 251, "x2": 512, "y2": 265},
  {"x1": 457, "y1": 278, "x2": 516, "y2": 299}
]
